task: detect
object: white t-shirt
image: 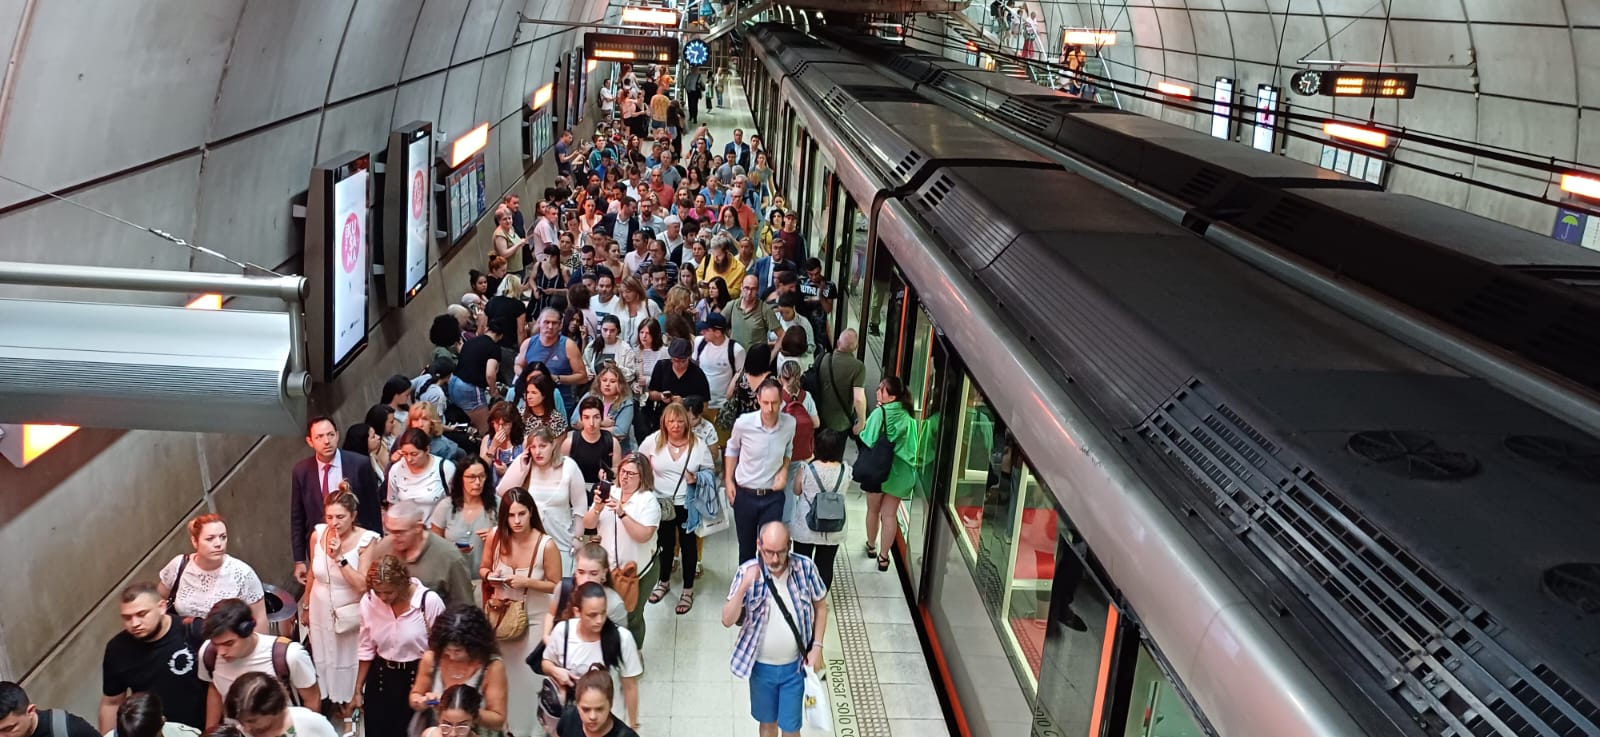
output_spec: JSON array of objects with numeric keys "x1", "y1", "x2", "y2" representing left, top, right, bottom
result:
[
  {"x1": 159, "y1": 555, "x2": 265, "y2": 620},
  {"x1": 597, "y1": 490, "x2": 662, "y2": 570},
  {"x1": 756, "y1": 568, "x2": 803, "y2": 665},
  {"x1": 639, "y1": 433, "x2": 714, "y2": 505},
  {"x1": 271, "y1": 707, "x2": 337, "y2": 737},
  {"x1": 592, "y1": 295, "x2": 623, "y2": 318},
  {"x1": 197, "y1": 635, "x2": 318, "y2": 704},
  {"x1": 545, "y1": 620, "x2": 644, "y2": 721},
  {"x1": 692, "y1": 336, "x2": 745, "y2": 407},
  {"x1": 386, "y1": 455, "x2": 454, "y2": 506}
]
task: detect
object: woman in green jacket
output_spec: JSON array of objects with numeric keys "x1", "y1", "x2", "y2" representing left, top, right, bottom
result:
[{"x1": 860, "y1": 376, "x2": 920, "y2": 571}]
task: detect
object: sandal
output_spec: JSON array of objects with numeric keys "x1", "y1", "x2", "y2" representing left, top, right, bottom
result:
[
  {"x1": 648, "y1": 581, "x2": 671, "y2": 604},
  {"x1": 877, "y1": 556, "x2": 890, "y2": 572},
  {"x1": 675, "y1": 589, "x2": 695, "y2": 615},
  {"x1": 864, "y1": 543, "x2": 877, "y2": 559}
]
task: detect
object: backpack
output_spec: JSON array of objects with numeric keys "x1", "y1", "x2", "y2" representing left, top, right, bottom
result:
[
  {"x1": 801, "y1": 360, "x2": 824, "y2": 398},
  {"x1": 782, "y1": 389, "x2": 815, "y2": 461},
  {"x1": 694, "y1": 336, "x2": 738, "y2": 375},
  {"x1": 804, "y1": 463, "x2": 847, "y2": 533},
  {"x1": 203, "y1": 636, "x2": 300, "y2": 706}
]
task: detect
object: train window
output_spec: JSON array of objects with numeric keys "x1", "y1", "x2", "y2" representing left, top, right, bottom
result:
[
  {"x1": 1121, "y1": 646, "x2": 1207, "y2": 737},
  {"x1": 899, "y1": 306, "x2": 952, "y2": 593},
  {"x1": 945, "y1": 375, "x2": 1117, "y2": 729}
]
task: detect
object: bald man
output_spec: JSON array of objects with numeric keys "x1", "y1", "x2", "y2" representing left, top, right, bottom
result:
[
  {"x1": 367, "y1": 501, "x2": 474, "y2": 606},
  {"x1": 723, "y1": 523, "x2": 828, "y2": 737},
  {"x1": 816, "y1": 329, "x2": 866, "y2": 435}
]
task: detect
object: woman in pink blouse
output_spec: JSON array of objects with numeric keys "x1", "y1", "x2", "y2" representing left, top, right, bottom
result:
[{"x1": 354, "y1": 555, "x2": 445, "y2": 737}]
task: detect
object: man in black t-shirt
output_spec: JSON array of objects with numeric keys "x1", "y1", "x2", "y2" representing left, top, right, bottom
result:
[
  {"x1": 646, "y1": 339, "x2": 711, "y2": 407},
  {"x1": 100, "y1": 583, "x2": 207, "y2": 731},
  {"x1": 799, "y1": 258, "x2": 837, "y2": 351},
  {"x1": 0, "y1": 682, "x2": 99, "y2": 737}
]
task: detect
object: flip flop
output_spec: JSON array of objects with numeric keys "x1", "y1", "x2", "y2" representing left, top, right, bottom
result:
[
  {"x1": 648, "y1": 581, "x2": 671, "y2": 604},
  {"x1": 675, "y1": 590, "x2": 695, "y2": 615}
]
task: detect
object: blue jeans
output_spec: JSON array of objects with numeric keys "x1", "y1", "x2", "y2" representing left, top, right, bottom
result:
[
  {"x1": 749, "y1": 659, "x2": 804, "y2": 732},
  {"x1": 447, "y1": 376, "x2": 490, "y2": 412}
]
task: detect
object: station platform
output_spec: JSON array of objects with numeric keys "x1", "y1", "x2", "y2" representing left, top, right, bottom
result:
[{"x1": 632, "y1": 76, "x2": 948, "y2": 737}]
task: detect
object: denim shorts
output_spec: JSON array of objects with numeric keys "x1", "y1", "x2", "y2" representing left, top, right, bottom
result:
[
  {"x1": 749, "y1": 659, "x2": 804, "y2": 732},
  {"x1": 447, "y1": 375, "x2": 490, "y2": 412}
]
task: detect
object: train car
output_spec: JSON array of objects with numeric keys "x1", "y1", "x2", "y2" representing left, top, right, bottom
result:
[
  {"x1": 816, "y1": 25, "x2": 1600, "y2": 425},
  {"x1": 741, "y1": 22, "x2": 1600, "y2": 737}
]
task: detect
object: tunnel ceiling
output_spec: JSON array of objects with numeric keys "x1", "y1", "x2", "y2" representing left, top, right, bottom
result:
[
  {"x1": 0, "y1": 0, "x2": 613, "y2": 306},
  {"x1": 1036, "y1": 0, "x2": 1600, "y2": 234}
]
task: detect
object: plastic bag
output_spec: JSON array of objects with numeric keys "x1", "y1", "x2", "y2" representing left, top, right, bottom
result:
[{"x1": 803, "y1": 666, "x2": 831, "y2": 732}]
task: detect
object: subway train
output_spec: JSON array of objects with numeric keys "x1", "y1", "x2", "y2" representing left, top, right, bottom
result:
[
  {"x1": 738, "y1": 21, "x2": 1599, "y2": 737},
  {"x1": 816, "y1": 24, "x2": 1600, "y2": 438}
]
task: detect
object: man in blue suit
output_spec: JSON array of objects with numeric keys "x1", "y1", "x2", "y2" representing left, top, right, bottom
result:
[{"x1": 291, "y1": 416, "x2": 383, "y2": 584}]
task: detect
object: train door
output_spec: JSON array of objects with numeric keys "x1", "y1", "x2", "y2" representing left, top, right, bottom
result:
[{"x1": 805, "y1": 146, "x2": 834, "y2": 270}]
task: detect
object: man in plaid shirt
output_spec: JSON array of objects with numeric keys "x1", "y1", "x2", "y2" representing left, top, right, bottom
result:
[{"x1": 722, "y1": 522, "x2": 829, "y2": 737}]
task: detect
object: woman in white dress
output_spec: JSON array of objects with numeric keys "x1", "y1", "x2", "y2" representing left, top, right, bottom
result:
[
  {"x1": 158, "y1": 513, "x2": 268, "y2": 633},
  {"x1": 481, "y1": 488, "x2": 561, "y2": 737},
  {"x1": 496, "y1": 427, "x2": 588, "y2": 575},
  {"x1": 300, "y1": 484, "x2": 379, "y2": 716}
]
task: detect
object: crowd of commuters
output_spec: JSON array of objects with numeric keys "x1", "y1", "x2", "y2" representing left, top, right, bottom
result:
[{"x1": 43, "y1": 53, "x2": 925, "y2": 737}]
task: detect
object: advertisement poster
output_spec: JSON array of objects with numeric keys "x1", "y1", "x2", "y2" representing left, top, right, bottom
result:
[
  {"x1": 331, "y1": 169, "x2": 369, "y2": 364},
  {"x1": 405, "y1": 136, "x2": 430, "y2": 294}
]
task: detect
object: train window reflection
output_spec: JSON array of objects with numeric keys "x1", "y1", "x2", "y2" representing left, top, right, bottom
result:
[{"x1": 1124, "y1": 646, "x2": 1206, "y2": 737}]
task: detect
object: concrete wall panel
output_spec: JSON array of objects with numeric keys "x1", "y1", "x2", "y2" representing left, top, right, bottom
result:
[
  {"x1": 503, "y1": 43, "x2": 536, "y2": 118},
  {"x1": 210, "y1": 0, "x2": 357, "y2": 140},
  {"x1": 1189, "y1": 10, "x2": 1233, "y2": 58},
  {"x1": 402, "y1": 0, "x2": 471, "y2": 79},
  {"x1": 439, "y1": 61, "x2": 486, "y2": 144},
  {"x1": 1476, "y1": 95, "x2": 1576, "y2": 162},
  {"x1": 392, "y1": 73, "x2": 449, "y2": 130},
  {"x1": 193, "y1": 116, "x2": 321, "y2": 273},
  {"x1": 1460, "y1": 0, "x2": 1566, "y2": 25},
  {"x1": 316, "y1": 90, "x2": 399, "y2": 163},
  {"x1": 0, "y1": 0, "x2": 242, "y2": 209},
  {"x1": 1473, "y1": 27, "x2": 1575, "y2": 105},
  {"x1": 476, "y1": 50, "x2": 514, "y2": 125},
  {"x1": 452, "y1": 0, "x2": 504, "y2": 64},
  {"x1": 1156, "y1": 9, "x2": 1196, "y2": 53},
  {"x1": 328, "y1": 0, "x2": 427, "y2": 102},
  {"x1": 1385, "y1": 20, "x2": 1474, "y2": 92},
  {"x1": 487, "y1": 0, "x2": 524, "y2": 54}
]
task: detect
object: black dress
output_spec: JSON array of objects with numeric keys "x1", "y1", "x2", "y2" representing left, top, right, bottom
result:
[{"x1": 569, "y1": 429, "x2": 617, "y2": 505}]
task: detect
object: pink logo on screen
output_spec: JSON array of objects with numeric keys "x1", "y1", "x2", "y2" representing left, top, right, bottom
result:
[
  {"x1": 411, "y1": 170, "x2": 426, "y2": 218},
  {"x1": 340, "y1": 213, "x2": 362, "y2": 273}
]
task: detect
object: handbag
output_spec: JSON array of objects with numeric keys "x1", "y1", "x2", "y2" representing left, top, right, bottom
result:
[
  {"x1": 537, "y1": 623, "x2": 573, "y2": 736},
  {"x1": 803, "y1": 666, "x2": 832, "y2": 733},
  {"x1": 165, "y1": 554, "x2": 206, "y2": 646},
  {"x1": 486, "y1": 538, "x2": 535, "y2": 641},
  {"x1": 715, "y1": 372, "x2": 750, "y2": 433},
  {"x1": 804, "y1": 463, "x2": 847, "y2": 534},
  {"x1": 331, "y1": 602, "x2": 361, "y2": 635},
  {"x1": 852, "y1": 407, "x2": 894, "y2": 490},
  {"x1": 657, "y1": 447, "x2": 693, "y2": 523}
]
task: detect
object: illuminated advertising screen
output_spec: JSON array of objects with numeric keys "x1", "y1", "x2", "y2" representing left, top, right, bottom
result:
[
  {"x1": 307, "y1": 151, "x2": 372, "y2": 381},
  {"x1": 1253, "y1": 84, "x2": 1280, "y2": 153},
  {"x1": 1211, "y1": 77, "x2": 1234, "y2": 140},
  {"x1": 445, "y1": 154, "x2": 486, "y2": 243},
  {"x1": 528, "y1": 107, "x2": 553, "y2": 163},
  {"x1": 405, "y1": 134, "x2": 430, "y2": 296}
]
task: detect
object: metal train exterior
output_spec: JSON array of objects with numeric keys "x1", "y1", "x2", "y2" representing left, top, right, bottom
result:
[{"x1": 737, "y1": 21, "x2": 1600, "y2": 737}]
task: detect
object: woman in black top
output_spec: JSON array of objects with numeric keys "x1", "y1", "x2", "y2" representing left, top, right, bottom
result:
[
  {"x1": 561, "y1": 396, "x2": 621, "y2": 505},
  {"x1": 528, "y1": 245, "x2": 568, "y2": 316},
  {"x1": 557, "y1": 669, "x2": 638, "y2": 737},
  {"x1": 450, "y1": 321, "x2": 506, "y2": 432}
]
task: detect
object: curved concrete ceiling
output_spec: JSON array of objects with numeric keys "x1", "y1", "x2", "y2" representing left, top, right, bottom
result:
[
  {"x1": 1031, "y1": 0, "x2": 1598, "y2": 234},
  {"x1": 0, "y1": 0, "x2": 612, "y2": 305}
]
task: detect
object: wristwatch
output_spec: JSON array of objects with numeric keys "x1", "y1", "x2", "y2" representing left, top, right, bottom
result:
[{"x1": 338, "y1": 558, "x2": 349, "y2": 568}]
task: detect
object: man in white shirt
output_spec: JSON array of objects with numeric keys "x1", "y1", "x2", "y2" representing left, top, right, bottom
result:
[
  {"x1": 195, "y1": 600, "x2": 318, "y2": 727},
  {"x1": 724, "y1": 380, "x2": 796, "y2": 563},
  {"x1": 693, "y1": 314, "x2": 745, "y2": 415},
  {"x1": 532, "y1": 203, "x2": 560, "y2": 256},
  {"x1": 592, "y1": 271, "x2": 624, "y2": 317}
]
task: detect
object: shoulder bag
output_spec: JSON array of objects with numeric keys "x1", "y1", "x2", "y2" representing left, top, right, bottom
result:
[
  {"x1": 804, "y1": 463, "x2": 847, "y2": 534},
  {"x1": 165, "y1": 554, "x2": 206, "y2": 646},
  {"x1": 537, "y1": 623, "x2": 573, "y2": 736},
  {"x1": 658, "y1": 448, "x2": 693, "y2": 523},
  {"x1": 852, "y1": 407, "x2": 894, "y2": 490},
  {"x1": 485, "y1": 537, "x2": 535, "y2": 641},
  {"x1": 321, "y1": 528, "x2": 364, "y2": 635},
  {"x1": 610, "y1": 504, "x2": 642, "y2": 610}
]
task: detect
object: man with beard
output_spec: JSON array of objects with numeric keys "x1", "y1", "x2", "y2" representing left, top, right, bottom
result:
[
  {"x1": 100, "y1": 583, "x2": 207, "y2": 731},
  {"x1": 722, "y1": 522, "x2": 827, "y2": 737},
  {"x1": 696, "y1": 233, "x2": 745, "y2": 296}
]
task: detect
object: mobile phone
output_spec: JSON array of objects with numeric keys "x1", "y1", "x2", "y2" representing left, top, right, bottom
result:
[{"x1": 595, "y1": 479, "x2": 613, "y2": 502}]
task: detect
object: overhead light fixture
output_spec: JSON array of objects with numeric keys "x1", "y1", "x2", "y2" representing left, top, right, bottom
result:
[
  {"x1": 593, "y1": 49, "x2": 636, "y2": 61},
  {"x1": 619, "y1": 7, "x2": 680, "y2": 26},
  {"x1": 1323, "y1": 121, "x2": 1389, "y2": 149},
  {"x1": 0, "y1": 424, "x2": 81, "y2": 468},
  {"x1": 1063, "y1": 30, "x2": 1117, "y2": 46},
  {"x1": 449, "y1": 123, "x2": 490, "y2": 168},
  {"x1": 586, "y1": 59, "x2": 598, "y2": 73},
  {"x1": 1157, "y1": 82, "x2": 1192, "y2": 98},
  {"x1": 532, "y1": 82, "x2": 554, "y2": 110},
  {"x1": 965, "y1": 41, "x2": 977, "y2": 52},
  {"x1": 1561, "y1": 173, "x2": 1600, "y2": 200},
  {"x1": 186, "y1": 293, "x2": 223, "y2": 310}
]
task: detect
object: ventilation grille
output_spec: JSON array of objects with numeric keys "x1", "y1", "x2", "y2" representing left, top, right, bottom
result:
[
  {"x1": 822, "y1": 87, "x2": 852, "y2": 117},
  {"x1": 995, "y1": 97, "x2": 1053, "y2": 134},
  {"x1": 913, "y1": 175, "x2": 1018, "y2": 267},
  {"x1": 1454, "y1": 277, "x2": 1534, "y2": 330},
  {"x1": 1503, "y1": 435, "x2": 1600, "y2": 483},
  {"x1": 892, "y1": 151, "x2": 923, "y2": 179},
  {"x1": 1179, "y1": 167, "x2": 1225, "y2": 202},
  {"x1": 1346, "y1": 430, "x2": 1480, "y2": 480},
  {"x1": 1139, "y1": 379, "x2": 1600, "y2": 737},
  {"x1": 1253, "y1": 197, "x2": 1313, "y2": 241}
]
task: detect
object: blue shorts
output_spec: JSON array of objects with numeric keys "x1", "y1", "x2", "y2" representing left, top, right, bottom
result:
[{"x1": 749, "y1": 659, "x2": 805, "y2": 732}]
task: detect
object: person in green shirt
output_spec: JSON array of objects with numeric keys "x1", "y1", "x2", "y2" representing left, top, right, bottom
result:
[{"x1": 859, "y1": 376, "x2": 919, "y2": 571}]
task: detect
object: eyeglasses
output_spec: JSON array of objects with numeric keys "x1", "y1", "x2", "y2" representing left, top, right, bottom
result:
[
  {"x1": 617, "y1": 468, "x2": 640, "y2": 478},
  {"x1": 438, "y1": 724, "x2": 474, "y2": 736},
  {"x1": 463, "y1": 472, "x2": 488, "y2": 481}
]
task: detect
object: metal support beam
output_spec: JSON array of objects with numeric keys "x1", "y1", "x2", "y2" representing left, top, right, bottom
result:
[
  {"x1": 0, "y1": 260, "x2": 306, "y2": 303},
  {"x1": 1296, "y1": 57, "x2": 1475, "y2": 70},
  {"x1": 514, "y1": 13, "x2": 676, "y2": 34}
]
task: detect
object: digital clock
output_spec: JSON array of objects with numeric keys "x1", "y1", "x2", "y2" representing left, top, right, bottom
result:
[{"x1": 1320, "y1": 71, "x2": 1418, "y2": 99}]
